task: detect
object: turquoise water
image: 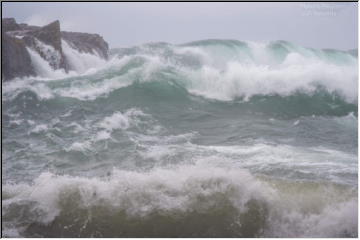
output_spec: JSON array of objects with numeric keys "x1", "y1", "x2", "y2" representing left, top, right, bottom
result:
[{"x1": 2, "y1": 39, "x2": 358, "y2": 237}]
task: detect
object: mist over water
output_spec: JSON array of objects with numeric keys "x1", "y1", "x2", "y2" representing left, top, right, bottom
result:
[{"x1": 2, "y1": 39, "x2": 358, "y2": 237}]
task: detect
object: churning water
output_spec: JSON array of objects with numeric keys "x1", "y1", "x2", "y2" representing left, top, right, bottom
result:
[{"x1": 2, "y1": 39, "x2": 358, "y2": 237}]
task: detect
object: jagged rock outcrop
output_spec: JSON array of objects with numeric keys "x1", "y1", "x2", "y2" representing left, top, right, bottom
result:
[
  {"x1": 22, "y1": 20, "x2": 68, "y2": 70},
  {"x1": 3, "y1": 19, "x2": 68, "y2": 79},
  {"x1": 31, "y1": 20, "x2": 62, "y2": 51},
  {"x1": 62, "y1": 31, "x2": 109, "y2": 59},
  {"x1": 2, "y1": 18, "x2": 109, "y2": 81}
]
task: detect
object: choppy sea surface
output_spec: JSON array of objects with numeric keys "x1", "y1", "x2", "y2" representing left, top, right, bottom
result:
[{"x1": 2, "y1": 39, "x2": 358, "y2": 237}]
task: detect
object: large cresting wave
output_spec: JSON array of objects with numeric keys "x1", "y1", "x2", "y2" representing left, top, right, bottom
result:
[{"x1": 3, "y1": 39, "x2": 358, "y2": 110}]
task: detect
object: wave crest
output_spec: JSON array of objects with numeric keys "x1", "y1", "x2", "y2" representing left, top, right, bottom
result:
[{"x1": 4, "y1": 39, "x2": 358, "y2": 107}]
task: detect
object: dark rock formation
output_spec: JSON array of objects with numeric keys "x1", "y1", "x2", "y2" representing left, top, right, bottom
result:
[
  {"x1": 22, "y1": 20, "x2": 68, "y2": 70},
  {"x1": 2, "y1": 18, "x2": 109, "y2": 81},
  {"x1": 18, "y1": 23, "x2": 40, "y2": 31},
  {"x1": 2, "y1": 34, "x2": 35, "y2": 80},
  {"x1": 2, "y1": 18, "x2": 21, "y2": 32},
  {"x1": 62, "y1": 31, "x2": 109, "y2": 59},
  {"x1": 31, "y1": 21, "x2": 62, "y2": 52},
  {"x1": 3, "y1": 19, "x2": 68, "y2": 78}
]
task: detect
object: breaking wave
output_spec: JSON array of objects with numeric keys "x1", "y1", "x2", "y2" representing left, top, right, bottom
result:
[
  {"x1": 2, "y1": 165, "x2": 357, "y2": 237},
  {"x1": 4, "y1": 39, "x2": 358, "y2": 105}
]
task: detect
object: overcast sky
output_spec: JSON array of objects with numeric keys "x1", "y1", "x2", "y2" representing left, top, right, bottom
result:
[{"x1": 2, "y1": 2, "x2": 358, "y2": 50}]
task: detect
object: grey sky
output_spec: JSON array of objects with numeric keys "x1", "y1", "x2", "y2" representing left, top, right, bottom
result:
[{"x1": 2, "y1": 2, "x2": 358, "y2": 50}]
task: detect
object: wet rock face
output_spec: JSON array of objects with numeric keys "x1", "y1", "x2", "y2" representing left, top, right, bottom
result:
[
  {"x1": 2, "y1": 18, "x2": 109, "y2": 81},
  {"x1": 2, "y1": 34, "x2": 35, "y2": 80},
  {"x1": 31, "y1": 20, "x2": 62, "y2": 52},
  {"x1": 23, "y1": 20, "x2": 68, "y2": 70},
  {"x1": 62, "y1": 31, "x2": 109, "y2": 59},
  {"x1": 2, "y1": 19, "x2": 67, "y2": 80}
]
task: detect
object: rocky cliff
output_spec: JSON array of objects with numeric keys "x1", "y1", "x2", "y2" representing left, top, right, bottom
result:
[
  {"x1": 62, "y1": 31, "x2": 109, "y2": 59},
  {"x1": 2, "y1": 18, "x2": 109, "y2": 81},
  {"x1": 2, "y1": 33, "x2": 35, "y2": 80}
]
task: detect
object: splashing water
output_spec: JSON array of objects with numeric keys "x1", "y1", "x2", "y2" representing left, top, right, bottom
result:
[{"x1": 2, "y1": 39, "x2": 358, "y2": 237}]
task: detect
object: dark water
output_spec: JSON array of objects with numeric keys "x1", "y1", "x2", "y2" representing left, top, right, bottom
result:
[{"x1": 2, "y1": 39, "x2": 358, "y2": 237}]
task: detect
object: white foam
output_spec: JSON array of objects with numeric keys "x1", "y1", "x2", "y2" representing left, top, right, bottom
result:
[
  {"x1": 138, "y1": 145, "x2": 177, "y2": 161},
  {"x1": 98, "y1": 108, "x2": 146, "y2": 132},
  {"x1": 134, "y1": 141, "x2": 357, "y2": 185},
  {"x1": 53, "y1": 75, "x2": 131, "y2": 100},
  {"x1": 94, "y1": 130, "x2": 112, "y2": 141},
  {"x1": 67, "y1": 122, "x2": 86, "y2": 133},
  {"x1": 4, "y1": 55, "x2": 136, "y2": 102},
  {"x1": 111, "y1": 43, "x2": 358, "y2": 103},
  {"x1": 61, "y1": 40, "x2": 107, "y2": 74},
  {"x1": 29, "y1": 124, "x2": 48, "y2": 134},
  {"x1": 8, "y1": 40, "x2": 357, "y2": 103},
  {"x1": 26, "y1": 47, "x2": 68, "y2": 79},
  {"x1": 184, "y1": 58, "x2": 357, "y2": 102},
  {"x1": 9, "y1": 119, "x2": 24, "y2": 126},
  {"x1": 266, "y1": 198, "x2": 358, "y2": 237},
  {"x1": 2, "y1": 164, "x2": 357, "y2": 237},
  {"x1": 8, "y1": 39, "x2": 114, "y2": 86},
  {"x1": 66, "y1": 141, "x2": 92, "y2": 153},
  {"x1": 64, "y1": 108, "x2": 148, "y2": 153},
  {"x1": 98, "y1": 112, "x2": 130, "y2": 131},
  {"x1": 2, "y1": 165, "x2": 271, "y2": 221},
  {"x1": 33, "y1": 38, "x2": 62, "y2": 69},
  {"x1": 293, "y1": 120, "x2": 300, "y2": 126}
]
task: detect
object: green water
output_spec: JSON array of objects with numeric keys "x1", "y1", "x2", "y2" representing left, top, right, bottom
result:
[{"x1": 2, "y1": 39, "x2": 358, "y2": 237}]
